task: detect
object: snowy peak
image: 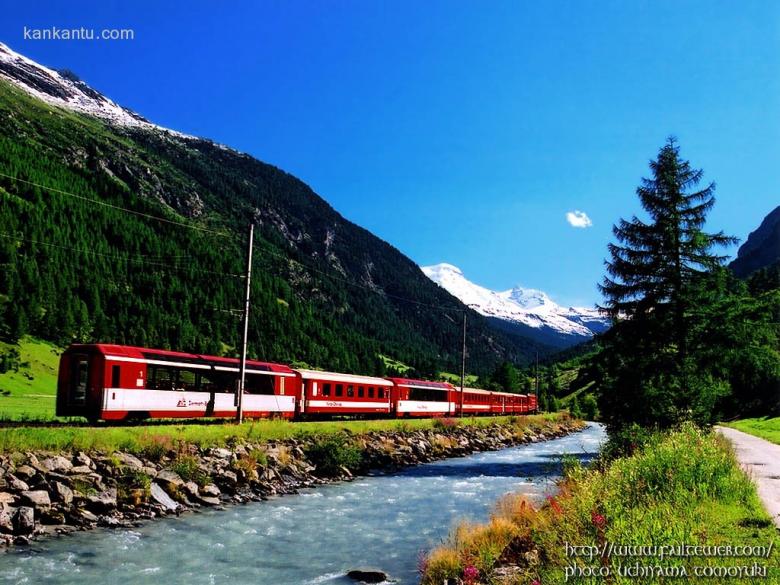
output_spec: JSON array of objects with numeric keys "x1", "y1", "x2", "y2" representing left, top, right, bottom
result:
[
  {"x1": 422, "y1": 263, "x2": 610, "y2": 346},
  {"x1": 500, "y1": 286, "x2": 553, "y2": 310},
  {"x1": 0, "y1": 42, "x2": 188, "y2": 137}
]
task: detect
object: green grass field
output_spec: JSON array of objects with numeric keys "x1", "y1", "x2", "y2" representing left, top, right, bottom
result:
[
  {"x1": 439, "y1": 371, "x2": 480, "y2": 386},
  {"x1": 0, "y1": 337, "x2": 62, "y2": 421},
  {"x1": 724, "y1": 417, "x2": 780, "y2": 445},
  {"x1": 0, "y1": 413, "x2": 563, "y2": 454}
]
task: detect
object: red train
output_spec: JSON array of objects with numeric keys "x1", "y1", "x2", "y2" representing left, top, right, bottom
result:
[{"x1": 56, "y1": 344, "x2": 537, "y2": 422}]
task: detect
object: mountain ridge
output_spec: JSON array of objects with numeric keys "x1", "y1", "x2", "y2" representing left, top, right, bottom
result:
[
  {"x1": 422, "y1": 263, "x2": 610, "y2": 348},
  {"x1": 729, "y1": 205, "x2": 780, "y2": 278}
]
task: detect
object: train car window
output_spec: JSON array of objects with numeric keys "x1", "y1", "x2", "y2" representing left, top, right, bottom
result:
[
  {"x1": 378, "y1": 388, "x2": 385, "y2": 399},
  {"x1": 245, "y1": 373, "x2": 275, "y2": 395},
  {"x1": 178, "y1": 369, "x2": 198, "y2": 391},
  {"x1": 323, "y1": 383, "x2": 331, "y2": 397},
  {"x1": 198, "y1": 371, "x2": 234, "y2": 393},
  {"x1": 149, "y1": 366, "x2": 175, "y2": 390},
  {"x1": 358, "y1": 386, "x2": 364, "y2": 398},
  {"x1": 409, "y1": 388, "x2": 447, "y2": 402},
  {"x1": 368, "y1": 387, "x2": 375, "y2": 398},
  {"x1": 111, "y1": 365, "x2": 121, "y2": 388},
  {"x1": 347, "y1": 385, "x2": 354, "y2": 397},
  {"x1": 335, "y1": 384, "x2": 343, "y2": 397}
]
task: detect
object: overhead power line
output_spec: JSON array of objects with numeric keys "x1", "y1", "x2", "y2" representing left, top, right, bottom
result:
[
  {"x1": 0, "y1": 171, "x2": 231, "y2": 237},
  {"x1": 0, "y1": 232, "x2": 242, "y2": 279}
]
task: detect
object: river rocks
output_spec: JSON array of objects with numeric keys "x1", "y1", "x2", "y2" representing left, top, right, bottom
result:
[
  {"x1": 52, "y1": 482, "x2": 74, "y2": 505},
  {"x1": 150, "y1": 483, "x2": 179, "y2": 511},
  {"x1": 86, "y1": 488, "x2": 117, "y2": 512},
  {"x1": 74, "y1": 452, "x2": 94, "y2": 469},
  {"x1": 13, "y1": 507, "x2": 35, "y2": 534},
  {"x1": 41, "y1": 456, "x2": 72, "y2": 473},
  {"x1": 155, "y1": 470, "x2": 184, "y2": 497},
  {"x1": 0, "y1": 509, "x2": 13, "y2": 533},
  {"x1": 20, "y1": 490, "x2": 51, "y2": 511},
  {"x1": 13, "y1": 465, "x2": 36, "y2": 481},
  {"x1": 8, "y1": 476, "x2": 29, "y2": 492},
  {"x1": 182, "y1": 481, "x2": 199, "y2": 499},
  {"x1": 0, "y1": 417, "x2": 585, "y2": 549},
  {"x1": 201, "y1": 484, "x2": 221, "y2": 498},
  {"x1": 346, "y1": 568, "x2": 389, "y2": 583},
  {"x1": 114, "y1": 453, "x2": 144, "y2": 469}
]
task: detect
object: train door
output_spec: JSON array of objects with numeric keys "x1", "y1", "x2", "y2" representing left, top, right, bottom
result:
[{"x1": 69, "y1": 354, "x2": 89, "y2": 407}]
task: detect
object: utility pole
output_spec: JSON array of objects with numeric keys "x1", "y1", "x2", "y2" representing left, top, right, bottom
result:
[
  {"x1": 236, "y1": 224, "x2": 254, "y2": 423},
  {"x1": 459, "y1": 311, "x2": 466, "y2": 417},
  {"x1": 535, "y1": 350, "x2": 539, "y2": 412}
]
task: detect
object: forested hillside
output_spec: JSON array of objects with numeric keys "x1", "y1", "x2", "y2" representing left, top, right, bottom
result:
[{"x1": 0, "y1": 80, "x2": 547, "y2": 377}]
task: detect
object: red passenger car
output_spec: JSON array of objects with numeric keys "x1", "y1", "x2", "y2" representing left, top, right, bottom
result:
[
  {"x1": 56, "y1": 344, "x2": 297, "y2": 421},
  {"x1": 295, "y1": 369, "x2": 393, "y2": 417},
  {"x1": 388, "y1": 378, "x2": 455, "y2": 417}
]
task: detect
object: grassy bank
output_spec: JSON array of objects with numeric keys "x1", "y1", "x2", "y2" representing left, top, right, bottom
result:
[
  {"x1": 421, "y1": 423, "x2": 778, "y2": 584},
  {"x1": 0, "y1": 337, "x2": 61, "y2": 421},
  {"x1": 0, "y1": 413, "x2": 565, "y2": 454},
  {"x1": 723, "y1": 417, "x2": 780, "y2": 445}
]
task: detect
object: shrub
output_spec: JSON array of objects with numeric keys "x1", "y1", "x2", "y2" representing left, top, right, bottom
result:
[
  {"x1": 432, "y1": 417, "x2": 459, "y2": 431},
  {"x1": 139, "y1": 434, "x2": 175, "y2": 462},
  {"x1": 170, "y1": 454, "x2": 208, "y2": 485},
  {"x1": 420, "y1": 547, "x2": 461, "y2": 584},
  {"x1": 231, "y1": 454, "x2": 260, "y2": 481},
  {"x1": 117, "y1": 468, "x2": 151, "y2": 504},
  {"x1": 580, "y1": 393, "x2": 599, "y2": 420},
  {"x1": 304, "y1": 433, "x2": 363, "y2": 476}
]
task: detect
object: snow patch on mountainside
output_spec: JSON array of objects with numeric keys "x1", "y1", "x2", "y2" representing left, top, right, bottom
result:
[
  {"x1": 422, "y1": 263, "x2": 610, "y2": 340},
  {"x1": 0, "y1": 42, "x2": 191, "y2": 138}
]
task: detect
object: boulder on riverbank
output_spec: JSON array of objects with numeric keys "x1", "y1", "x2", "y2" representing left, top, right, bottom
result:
[{"x1": 346, "y1": 567, "x2": 390, "y2": 583}]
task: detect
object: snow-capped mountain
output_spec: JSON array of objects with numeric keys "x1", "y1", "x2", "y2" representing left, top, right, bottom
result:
[
  {"x1": 422, "y1": 263, "x2": 610, "y2": 347},
  {"x1": 0, "y1": 42, "x2": 190, "y2": 137}
]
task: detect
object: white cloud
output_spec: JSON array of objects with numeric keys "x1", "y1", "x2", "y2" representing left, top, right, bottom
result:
[{"x1": 566, "y1": 210, "x2": 593, "y2": 228}]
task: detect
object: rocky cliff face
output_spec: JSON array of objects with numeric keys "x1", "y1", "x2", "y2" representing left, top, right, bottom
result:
[{"x1": 730, "y1": 205, "x2": 780, "y2": 278}]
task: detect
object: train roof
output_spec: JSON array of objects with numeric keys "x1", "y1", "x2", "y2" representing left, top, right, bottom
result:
[
  {"x1": 64, "y1": 344, "x2": 295, "y2": 375},
  {"x1": 386, "y1": 378, "x2": 453, "y2": 390},
  {"x1": 296, "y1": 369, "x2": 394, "y2": 386}
]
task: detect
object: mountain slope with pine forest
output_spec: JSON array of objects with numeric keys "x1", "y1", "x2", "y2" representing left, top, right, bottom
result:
[{"x1": 0, "y1": 66, "x2": 551, "y2": 378}]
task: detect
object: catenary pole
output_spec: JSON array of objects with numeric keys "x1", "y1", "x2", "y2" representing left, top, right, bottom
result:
[
  {"x1": 460, "y1": 311, "x2": 466, "y2": 417},
  {"x1": 236, "y1": 224, "x2": 254, "y2": 423}
]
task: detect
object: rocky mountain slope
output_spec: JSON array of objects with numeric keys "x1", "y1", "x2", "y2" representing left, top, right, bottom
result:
[
  {"x1": 422, "y1": 263, "x2": 610, "y2": 348},
  {"x1": 0, "y1": 42, "x2": 550, "y2": 376},
  {"x1": 730, "y1": 205, "x2": 780, "y2": 278}
]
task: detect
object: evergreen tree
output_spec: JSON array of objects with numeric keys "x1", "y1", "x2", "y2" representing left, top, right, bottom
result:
[
  {"x1": 596, "y1": 138, "x2": 737, "y2": 430},
  {"x1": 491, "y1": 361, "x2": 520, "y2": 393}
]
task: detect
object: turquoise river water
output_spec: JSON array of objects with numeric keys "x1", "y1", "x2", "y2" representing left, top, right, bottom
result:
[{"x1": 0, "y1": 423, "x2": 605, "y2": 585}]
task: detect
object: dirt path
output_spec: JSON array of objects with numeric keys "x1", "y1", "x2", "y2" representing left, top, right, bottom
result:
[{"x1": 716, "y1": 425, "x2": 780, "y2": 528}]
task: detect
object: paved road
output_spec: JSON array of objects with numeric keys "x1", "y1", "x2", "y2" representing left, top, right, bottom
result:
[{"x1": 716, "y1": 425, "x2": 780, "y2": 528}]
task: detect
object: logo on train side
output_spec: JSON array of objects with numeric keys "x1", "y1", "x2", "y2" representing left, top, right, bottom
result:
[{"x1": 325, "y1": 401, "x2": 343, "y2": 407}]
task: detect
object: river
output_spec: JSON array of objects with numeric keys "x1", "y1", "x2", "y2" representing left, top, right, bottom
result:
[{"x1": 0, "y1": 423, "x2": 605, "y2": 584}]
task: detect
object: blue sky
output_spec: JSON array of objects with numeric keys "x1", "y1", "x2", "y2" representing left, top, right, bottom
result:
[{"x1": 2, "y1": 1, "x2": 778, "y2": 306}]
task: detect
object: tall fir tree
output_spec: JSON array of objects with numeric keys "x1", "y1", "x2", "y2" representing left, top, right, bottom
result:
[{"x1": 596, "y1": 138, "x2": 737, "y2": 430}]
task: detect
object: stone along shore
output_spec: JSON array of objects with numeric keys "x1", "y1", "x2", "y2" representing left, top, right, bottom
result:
[{"x1": 0, "y1": 416, "x2": 585, "y2": 547}]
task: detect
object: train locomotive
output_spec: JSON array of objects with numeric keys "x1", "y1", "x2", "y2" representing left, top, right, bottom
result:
[{"x1": 56, "y1": 344, "x2": 537, "y2": 422}]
